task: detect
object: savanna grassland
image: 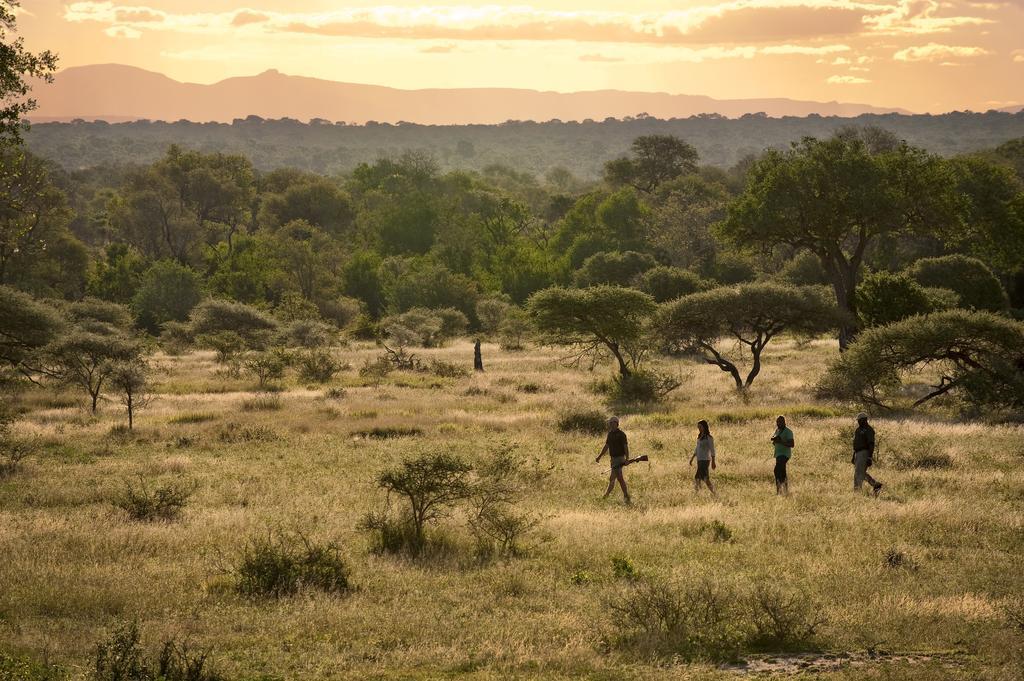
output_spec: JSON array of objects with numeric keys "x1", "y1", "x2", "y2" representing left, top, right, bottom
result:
[{"x1": 2, "y1": 338, "x2": 1023, "y2": 680}]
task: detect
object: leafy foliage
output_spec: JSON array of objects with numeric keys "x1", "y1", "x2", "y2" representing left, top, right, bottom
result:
[{"x1": 907, "y1": 254, "x2": 1009, "y2": 312}]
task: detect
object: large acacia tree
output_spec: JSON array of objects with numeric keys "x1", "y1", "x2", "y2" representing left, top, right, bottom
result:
[
  {"x1": 720, "y1": 131, "x2": 962, "y2": 349},
  {"x1": 656, "y1": 283, "x2": 841, "y2": 391},
  {"x1": 818, "y1": 310, "x2": 1024, "y2": 412},
  {"x1": 528, "y1": 285, "x2": 656, "y2": 378}
]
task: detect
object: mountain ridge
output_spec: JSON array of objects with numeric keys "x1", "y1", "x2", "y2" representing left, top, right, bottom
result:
[{"x1": 31, "y1": 63, "x2": 913, "y2": 124}]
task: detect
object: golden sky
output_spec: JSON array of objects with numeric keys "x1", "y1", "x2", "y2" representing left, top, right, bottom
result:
[{"x1": 17, "y1": 0, "x2": 1024, "y2": 112}]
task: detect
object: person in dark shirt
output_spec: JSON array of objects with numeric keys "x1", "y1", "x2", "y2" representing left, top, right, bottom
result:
[
  {"x1": 852, "y1": 412, "x2": 883, "y2": 496},
  {"x1": 596, "y1": 415, "x2": 631, "y2": 504}
]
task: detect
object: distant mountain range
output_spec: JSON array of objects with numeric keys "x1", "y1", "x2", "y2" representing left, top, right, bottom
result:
[{"x1": 31, "y1": 64, "x2": 913, "y2": 124}]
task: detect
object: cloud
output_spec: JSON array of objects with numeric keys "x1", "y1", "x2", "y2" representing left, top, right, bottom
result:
[
  {"x1": 105, "y1": 25, "x2": 141, "y2": 39},
  {"x1": 893, "y1": 43, "x2": 991, "y2": 61},
  {"x1": 580, "y1": 54, "x2": 625, "y2": 62},
  {"x1": 62, "y1": 1, "x2": 996, "y2": 46},
  {"x1": 827, "y1": 74, "x2": 871, "y2": 84},
  {"x1": 419, "y1": 43, "x2": 458, "y2": 54},
  {"x1": 1014, "y1": 50, "x2": 1024, "y2": 63}
]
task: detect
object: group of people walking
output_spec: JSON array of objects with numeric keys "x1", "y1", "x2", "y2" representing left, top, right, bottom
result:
[{"x1": 595, "y1": 413, "x2": 883, "y2": 505}]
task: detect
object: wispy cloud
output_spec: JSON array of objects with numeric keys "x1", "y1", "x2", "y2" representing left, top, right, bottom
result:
[
  {"x1": 63, "y1": 1, "x2": 994, "y2": 45},
  {"x1": 580, "y1": 54, "x2": 625, "y2": 62},
  {"x1": 827, "y1": 74, "x2": 871, "y2": 84},
  {"x1": 893, "y1": 43, "x2": 991, "y2": 61}
]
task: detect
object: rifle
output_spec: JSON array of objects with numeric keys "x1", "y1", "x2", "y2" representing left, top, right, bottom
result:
[{"x1": 613, "y1": 455, "x2": 649, "y2": 469}]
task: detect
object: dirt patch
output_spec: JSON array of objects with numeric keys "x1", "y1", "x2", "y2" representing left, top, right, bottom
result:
[{"x1": 724, "y1": 651, "x2": 965, "y2": 675}]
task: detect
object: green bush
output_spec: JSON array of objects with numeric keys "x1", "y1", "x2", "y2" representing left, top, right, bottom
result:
[
  {"x1": 93, "y1": 621, "x2": 226, "y2": 681},
  {"x1": 235, "y1": 530, "x2": 351, "y2": 598},
  {"x1": 294, "y1": 348, "x2": 343, "y2": 383},
  {"x1": 600, "y1": 370, "x2": 682, "y2": 404},
  {"x1": 907, "y1": 254, "x2": 1009, "y2": 312},
  {"x1": 573, "y1": 250, "x2": 657, "y2": 287},
  {"x1": 114, "y1": 477, "x2": 195, "y2": 522},
  {"x1": 0, "y1": 651, "x2": 66, "y2": 681},
  {"x1": 855, "y1": 270, "x2": 933, "y2": 327},
  {"x1": 638, "y1": 266, "x2": 708, "y2": 303},
  {"x1": 132, "y1": 260, "x2": 203, "y2": 334}
]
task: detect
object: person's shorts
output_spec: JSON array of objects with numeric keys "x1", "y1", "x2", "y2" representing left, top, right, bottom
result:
[
  {"x1": 695, "y1": 459, "x2": 711, "y2": 480},
  {"x1": 611, "y1": 456, "x2": 627, "y2": 471},
  {"x1": 774, "y1": 456, "x2": 788, "y2": 483}
]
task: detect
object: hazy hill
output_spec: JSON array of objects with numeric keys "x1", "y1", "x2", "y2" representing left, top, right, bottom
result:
[{"x1": 32, "y1": 64, "x2": 911, "y2": 124}]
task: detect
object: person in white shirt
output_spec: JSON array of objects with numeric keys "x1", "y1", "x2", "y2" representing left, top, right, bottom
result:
[{"x1": 688, "y1": 419, "x2": 717, "y2": 495}]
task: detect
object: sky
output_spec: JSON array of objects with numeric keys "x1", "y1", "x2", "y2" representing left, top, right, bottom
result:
[{"x1": 14, "y1": 0, "x2": 1024, "y2": 112}]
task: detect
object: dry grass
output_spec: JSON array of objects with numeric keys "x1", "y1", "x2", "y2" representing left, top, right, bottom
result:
[{"x1": 0, "y1": 338, "x2": 1021, "y2": 679}]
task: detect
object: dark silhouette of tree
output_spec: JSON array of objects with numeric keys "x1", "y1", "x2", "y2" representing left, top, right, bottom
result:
[{"x1": 604, "y1": 135, "x2": 699, "y2": 193}]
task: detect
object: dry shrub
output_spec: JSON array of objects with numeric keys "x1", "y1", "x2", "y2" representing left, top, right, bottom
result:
[
  {"x1": 241, "y1": 393, "x2": 282, "y2": 412},
  {"x1": 93, "y1": 621, "x2": 226, "y2": 681},
  {"x1": 235, "y1": 530, "x2": 351, "y2": 598},
  {"x1": 747, "y1": 583, "x2": 827, "y2": 650},
  {"x1": 216, "y1": 422, "x2": 280, "y2": 444},
  {"x1": 557, "y1": 409, "x2": 607, "y2": 435},
  {"x1": 114, "y1": 477, "x2": 196, "y2": 522}
]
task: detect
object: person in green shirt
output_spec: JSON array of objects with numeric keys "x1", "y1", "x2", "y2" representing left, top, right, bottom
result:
[{"x1": 770, "y1": 415, "x2": 794, "y2": 496}]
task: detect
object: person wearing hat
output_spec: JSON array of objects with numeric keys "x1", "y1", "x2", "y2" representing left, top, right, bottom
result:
[
  {"x1": 596, "y1": 415, "x2": 632, "y2": 504},
  {"x1": 852, "y1": 412, "x2": 883, "y2": 496}
]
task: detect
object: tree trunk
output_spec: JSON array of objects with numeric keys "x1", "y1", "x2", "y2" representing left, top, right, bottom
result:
[
  {"x1": 828, "y1": 265, "x2": 860, "y2": 352},
  {"x1": 610, "y1": 343, "x2": 632, "y2": 378},
  {"x1": 473, "y1": 340, "x2": 484, "y2": 372}
]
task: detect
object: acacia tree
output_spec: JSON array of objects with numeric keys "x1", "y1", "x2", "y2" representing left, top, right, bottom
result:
[
  {"x1": 657, "y1": 283, "x2": 841, "y2": 390},
  {"x1": 109, "y1": 359, "x2": 152, "y2": 429},
  {"x1": 0, "y1": 285, "x2": 64, "y2": 375},
  {"x1": 720, "y1": 131, "x2": 962, "y2": 349},
  {"x1": 43, "y1": 332, "x2": 145, "y2": 413},
  {"x1": 818, "y1": 310, "x2": 1024, "y2": 412},
  {"x1": 528, "y1": 285, "x2": 656, "y2": 378}
]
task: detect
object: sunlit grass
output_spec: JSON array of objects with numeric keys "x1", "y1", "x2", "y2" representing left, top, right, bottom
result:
[{"x1": 0, "y1": 338, "x2": 1021, "y2": 678}]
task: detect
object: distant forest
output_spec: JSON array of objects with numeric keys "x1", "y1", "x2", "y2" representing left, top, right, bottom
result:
[{"x1": 27, "y1": 111, "x2": 1024, "y2": 177}]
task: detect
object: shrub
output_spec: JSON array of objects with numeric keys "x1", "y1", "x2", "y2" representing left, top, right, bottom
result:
[
  {"x1": 855, "y1": 270, "x2": 934, "y2": 327},
  {"x1": 747, "y1": 583, "x2": 826, "y2": 650},
  {"x1": 279, "y1": 319, "x2": 335, "y2": 349},
  {"x1": 0, "y1": 402, "x2": 35, "y2": 476},
  {"x1": 601, "y1": 369, "x2": 681, "y2": 404},
  {"x1": 883, "y1": 546, "x2": 918, "y2": 570},
  {"x1": 159, "y1": 321, "x2": 193, "y2": 354},
  {"x1": 429, "y1": 359, "x2": 469, "y2": 378},
  {"x1": 318, "y1": 295, "x2": 363, "y2": 329},
  {"x1": 295, "y1": 348, "x2": 343, "y2": 383},
  {"x1": 908, "y1": 254, "x2": 1009, "y2": 312},
  {"x1": 609, "y1": 578, "x2": 745, "y2": 660},
  {"x1": 468, "y1": 445, "x2": 546, "y2": 557},
  {"x1": 706, "y1": 520, "x2": 734, "y2": 543},
  {"x1": 323, "y1": 387, "x2": 347, "y2": 400},
  {"x1": 371, "y1": 453, "x2": 473, "y2": 555},
  {"x1": 168, "y1": 411, "x2": 216, "y2": 424},
  {"x1": 498, "y1": 307, "x2": 532, "y2": 351},
  {"x1": 557, "y1": 409, "x2": 607, "y2": 435},
  {"x1": 779, "y1": 251, "x2": 829, "y2": 286},
  {"x1": 611, "y1": 556, "x2": 638, "y2": 581},
  {"x1": 242, "y1": 350, "x2": 289, "y2": 388},
  {"x1": 358, "y1": 356, "x2": 393, "y2": 387},
  {"x1": 476, "y1": 296, "x2": 511, "y2": 335},
  {"x1": 93, "y1": 622, "x2": 226, "y2": 681},
  {"x1": 352, "y1": 426, "x2": 423, "y2": 439},
  {"x1": 638, "y1": 266, "x2": 709, "y2": 303},
  {"x1": 113, "y1": 477, "x2": 195, "y2": 521},
  {"x1": 235, "y1": 530, "x2": 351, "y2": 598}
]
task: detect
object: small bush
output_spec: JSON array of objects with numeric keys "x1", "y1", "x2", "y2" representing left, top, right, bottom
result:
[
  {"x1": 429, "y1": 359, "x2": 469, "y2": 378},
  {"x1": 747, "y1": 583, "x2": 826, "y2": 650},
  {"x1": 93, "y1": 621, "x2": 226, "y2": 681},
  {"x1": 883, "y1": 546, "x2": 918, "y2": 570},
  {"x1": 891, "y1": 449, "x2": 954, "y2": 470},
  {"x1": 611, "y1": 556, "x2": 638, "y2": 580},
  {"x1": 235, "y1": 530, "x2": 351, "y2": 598},
  {"x1": 604, "y1": 370, "x2": 682, "y2": 403},
  {"x1": 323, "y1": 387, "x2": 347, "y2": 400},
  {"x1": 557, "y1": 409, "x2": 607, "y2": 435},
  {"x1": 242, "y1": 350, "x2": 289, "y2": 388},
  {"x1": 295, "y1": 348, "x2": 343, "y2": 383},
  {"x1": 241, "y1": 393, "x2": 282, "y2": 412},
  {"x1": 516, "y1": 382, "x2": 545, "y2": 394},
  {"x1": 468, "y1": 445, "x2": 546, "y2": 558},
  {"x1": 114, "y1": 477, "x2": 195, "y2": 521},
  {"x1": 706, "y1": 520, "x2": 734, "y2": 543},
  {"x1": 570, "y1": 570, "x2": 593, "y2": 586},
  {"x1": 357, "y1": 510, "x2": 420, "y2": 556},
  {"x1": 609, "y1": 578, "x2": 745, "y2": 660},
  {"x1": 358, "y1": 356, "x2": 393, "y2": 387}
]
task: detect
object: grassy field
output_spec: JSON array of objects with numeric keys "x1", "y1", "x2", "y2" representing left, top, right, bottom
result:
[{"x1": 1, "y1": 338, "x2": 1023, "y2": 679}]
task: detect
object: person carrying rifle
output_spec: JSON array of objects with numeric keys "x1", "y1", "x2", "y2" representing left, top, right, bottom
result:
[
  {"x1": 852, "y1": 412, "x2": 883, "y2": 496},
  {"x1": 596, "y1": 415, "x2": 631, "y2": 505},
  {"x1": 689, "y1": 419, "x2": 717, "y2": 495},
  {"x1": 770, "y1": 415, "x2": 794, "y2": 496}
]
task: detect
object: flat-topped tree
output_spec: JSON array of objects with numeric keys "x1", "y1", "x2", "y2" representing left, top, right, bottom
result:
[
  {"x1": 720, "y1": 130, "x2": 962, "y2": 349},
  {"x1": 528, "y1": 285, "x2": 655, "y2": 378},
  {"x1": 657, "y1": 283, "x2": 841, "y2": 391}
]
